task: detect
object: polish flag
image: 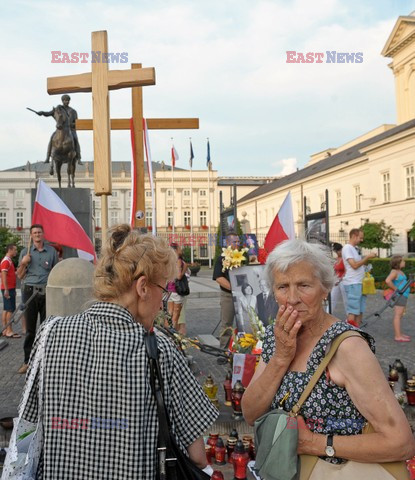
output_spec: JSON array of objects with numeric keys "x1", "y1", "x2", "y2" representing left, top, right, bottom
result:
[
  {"x1": 171, "y1": 145, "x2": 179, "y2": 168},
  {"x1": 232, "y1": 353, "x2": 257, "y2": 388},
  {"x1": 264, "y1": 191, "x2": 295, "y2": 253},
  {"x1": 32, "y1": 180, "x2": 96, "y2": 262}
]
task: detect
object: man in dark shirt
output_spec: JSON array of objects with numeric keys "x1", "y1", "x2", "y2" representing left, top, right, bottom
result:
[
  {"x1": 212, "y1": 233, "x2": 240, "y2": 349},
  {"x1": 256, "y1": 278, "x2": 278, "y2": 327},
  {"x1": 16, "y1": 224, "x2": 58, "y2": 373}
]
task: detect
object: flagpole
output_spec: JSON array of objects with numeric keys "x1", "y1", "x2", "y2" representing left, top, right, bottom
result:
[
  {"x1": 171, "y1": 138, "x2": 175, "y2": 235},
  {"x1": 189, "y1": 138, "x2": 194, "y2": 263},
  {"x1": 207, "y1": 138, "x2": 212, "y2": 269}
]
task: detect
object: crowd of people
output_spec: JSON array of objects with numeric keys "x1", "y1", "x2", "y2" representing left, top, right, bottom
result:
[{"x1": 1, "y1": 224, "x2": 414, "y2": 479}]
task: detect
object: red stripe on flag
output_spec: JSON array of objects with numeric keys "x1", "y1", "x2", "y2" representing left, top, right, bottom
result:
[
  {"x1": 264, "y1": 215, "x2": 289, "y2": 253},
  {"x1": 241, "y1": 354, "x2": 257, "y2": 387},
  {"x1": 32, "y1": 203, "x2": 95, "y2": 256},
  {"x1": 130, "y1": 118, "x2": 138, "y2": 226}
]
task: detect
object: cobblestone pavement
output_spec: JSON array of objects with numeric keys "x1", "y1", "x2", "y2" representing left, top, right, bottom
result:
[{"x1": 1, "y1": 269, "x2": 414, "y2": 442}]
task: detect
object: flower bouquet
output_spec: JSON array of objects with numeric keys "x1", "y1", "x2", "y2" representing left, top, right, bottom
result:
[{"x1": 221, "y1": 245, "x2": 249, "y2": 272}]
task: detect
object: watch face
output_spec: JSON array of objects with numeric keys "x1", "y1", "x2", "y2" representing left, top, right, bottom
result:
[{"x1": 325, "y1": 445, "x2": 335, "y2": 457}]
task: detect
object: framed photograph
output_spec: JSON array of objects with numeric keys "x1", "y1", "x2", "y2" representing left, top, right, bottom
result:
[
  {"x1": 229, "y1": 265, "x2": 278, "y2": 332},
  {"x1": 241, "y1": 233, "x2": 258, "y2": 256}
]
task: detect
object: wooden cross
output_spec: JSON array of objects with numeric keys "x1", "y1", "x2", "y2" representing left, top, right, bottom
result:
[
  {"x1": 47, "y1": 31, "x2": 156, "y2": 239},
  {"x1": 75, "y1": 63, "x2": 199, "y2": 229}
]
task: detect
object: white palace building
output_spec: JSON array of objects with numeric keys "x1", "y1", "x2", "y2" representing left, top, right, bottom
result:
[{"x1": 1, "y1": 14, "x2": 415, "y2": 256}]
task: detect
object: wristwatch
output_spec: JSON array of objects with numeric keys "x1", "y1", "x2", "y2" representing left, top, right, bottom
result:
[{"x1": 325, "y1": 434, "x2": 335, "y2": 457}]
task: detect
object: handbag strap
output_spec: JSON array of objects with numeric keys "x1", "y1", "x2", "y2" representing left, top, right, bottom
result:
[
  {"x1": 290, "y1": 330, "x2": 362, "y2": 416},
  {"x1": 145, "y1": 330, "x2": 178, "y2": 480}
]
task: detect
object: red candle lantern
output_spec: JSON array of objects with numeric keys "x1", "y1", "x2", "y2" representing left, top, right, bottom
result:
[
  {"x1": 226, "y1": 437, "x2": 237, "y2": 463},
  {"x1": 231, "y1": 380, "x2": 245, "y2": 418},
  {"x1": 231, "y1": 439, "x2": 250, "y2": 480},
  {"x1": 405, "y1": 380, "x2": 415, "y2": 406},
  {"x1": 207, "y1": 432, "x2": 219, "y2": 458},
  {"x1": 223, "y1": 371, "x2": 233, "y2": 406},
  {"x1": 211, "y1": 471, "x2": 225, "y2": 480},
  {"x1": 214, "y1": 437, "x2": 227, "y2": 465}
]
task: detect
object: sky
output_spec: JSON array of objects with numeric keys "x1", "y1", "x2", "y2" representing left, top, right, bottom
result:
[{"x1": 0, "y1": 0, "x2": 414, "y2": 177}]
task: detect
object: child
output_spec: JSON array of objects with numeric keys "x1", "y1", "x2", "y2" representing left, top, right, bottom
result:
[{"x1": 385, "y1": 255, "x2": 411, "y2": 342}]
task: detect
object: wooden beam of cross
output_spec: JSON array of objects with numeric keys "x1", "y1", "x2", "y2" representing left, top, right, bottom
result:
[
  {"x1": 47, "y1": 31, "x2": 156, "y2": 239},
  {"x1": 75, "y1": 63, "x2": 199, "y2": 229}
]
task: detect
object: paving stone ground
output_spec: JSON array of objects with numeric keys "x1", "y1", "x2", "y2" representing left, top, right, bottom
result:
[{"x1": 1, "y1": 267, "x2": 414, "y2": 455}]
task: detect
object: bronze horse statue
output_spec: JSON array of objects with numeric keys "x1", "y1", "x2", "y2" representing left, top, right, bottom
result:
[{"x1": 49, "y1": 105, "x2": 77, "y2": 188}]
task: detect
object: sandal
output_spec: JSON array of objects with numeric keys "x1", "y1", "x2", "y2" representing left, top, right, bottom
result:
[{"x1": 5, "y1": 333, "x2": 21, "y2": 339}]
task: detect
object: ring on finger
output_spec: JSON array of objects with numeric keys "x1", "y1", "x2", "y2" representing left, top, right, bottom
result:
[{"x1": 283, "y1": 326, "x2": 289, "y2": 333}]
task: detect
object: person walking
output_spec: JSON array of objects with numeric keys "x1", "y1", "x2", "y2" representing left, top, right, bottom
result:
[
  {"x1": 385, "y1": 255, "x2": 411, "y2": 342},
  {"x1": 167, "y1": 243, "x2": 188, "y2": 334},
  {"x1": 16, "y1": 224, "x2": 58, "y2": 374},
  {"x1": 330, "y1": 243, "x2": 347, "y2": 316},
  {"x1": 342, "y1": 229, "x2": 376, "y2": 327}
]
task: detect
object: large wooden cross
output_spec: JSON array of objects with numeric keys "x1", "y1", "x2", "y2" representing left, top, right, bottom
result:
[
  {"x1": 75, "y1": 63, "x2": 199, "y2": 229},
  {"x1": 47, "y1": 31, "x2": 156, "y2": 239}
]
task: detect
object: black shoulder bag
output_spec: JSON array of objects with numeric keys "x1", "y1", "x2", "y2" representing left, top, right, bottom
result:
[
  {"x1": 174, "y1": 275, "x2": 190, "y2": 296},
  {"x1": 144, "y1": 331, "x2": 210, "y2": 480}
]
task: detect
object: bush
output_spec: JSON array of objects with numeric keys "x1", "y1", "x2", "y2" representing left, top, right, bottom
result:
[
  {"x1": 0, "y1": 227, "x2": 23, "y2": 266},
  {"x1": 369, "y1": 258, "x2": 415, "y2": 293}
]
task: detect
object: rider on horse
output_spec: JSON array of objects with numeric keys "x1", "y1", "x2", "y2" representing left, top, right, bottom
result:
[{"x1": 37, "y1": 94, "x2": 82, "y2": 166}]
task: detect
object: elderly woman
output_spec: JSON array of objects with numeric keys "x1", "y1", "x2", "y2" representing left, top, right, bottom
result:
[
  {"x1": 242, "y1": 240, "x2": 415, "y2": 466},
  {"x1": 14, "y1": 225, "x2": 217, "y2": 479}
]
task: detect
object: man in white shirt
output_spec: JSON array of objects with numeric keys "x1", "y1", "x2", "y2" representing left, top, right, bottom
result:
[{"x1": 342, "y1": 228, "x2": 377, "y2": 327}]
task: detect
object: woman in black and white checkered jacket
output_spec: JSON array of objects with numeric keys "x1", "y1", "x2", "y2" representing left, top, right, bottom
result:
[{"x1": 18, "y1": 224, "x2": 218, "y2": 479}]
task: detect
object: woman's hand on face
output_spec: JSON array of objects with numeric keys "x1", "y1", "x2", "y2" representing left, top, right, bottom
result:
[{"x1": 274, "y1": 304, "x2": 302, "y2": 365}]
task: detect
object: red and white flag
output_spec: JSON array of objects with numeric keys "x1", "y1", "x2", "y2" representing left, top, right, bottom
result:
[
  {"x1": 32, "y1": 180, "x2": 96, "y2": 262},
  {"x1": 232, "y1": 353, "x2": 257, "y2": 388},
  {"x1": 264, "y1": 191, "x2": 295, "y2": 253},
  {"x1": 171, "y1": 145, "x2": 179, "y2": 168}
]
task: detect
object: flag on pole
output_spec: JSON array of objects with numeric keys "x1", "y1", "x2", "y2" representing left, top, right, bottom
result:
[
  {"x1": 206, "y1": 139, "x2": 211, "y2": 168},
  {"x1": 171, "y1": 145, "x2": 179, "y2": 168},
  {"x1": 143, "y1": 118, "x2": 156, "y2": 235},
  {"x1": 264, "y1": 191, "x2": 295, "y2": 254},
  {"x1": 32, "y1": 180, "x2": 96, "y2": 262},
  {"x1": 189, "y1": 141, "x2": 194, "y2": 169},
  {"x1": 129, "y1": 118, "x2": 138, "y2": 227}
]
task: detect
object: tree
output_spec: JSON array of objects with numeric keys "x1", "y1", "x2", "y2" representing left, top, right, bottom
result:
[
  {"x1": 0, "y1": 227, "x2": 23, "y2": 265},
  {"x1": 360, "y1": 221, "x2": 397, "y2": 256},
  {"x1": 409, "y1": 220, "x2": 415, "y2": 240}
]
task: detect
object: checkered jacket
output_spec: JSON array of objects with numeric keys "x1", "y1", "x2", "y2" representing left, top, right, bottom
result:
[{"x1": 21, "y1": 302, "x2": 218, "y2": 479}]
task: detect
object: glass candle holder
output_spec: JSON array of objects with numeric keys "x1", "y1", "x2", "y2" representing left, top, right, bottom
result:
[
  {"x1": 231, "y1": 439, "x2": 250, "y2": 480},
  {"x1": 207, "y1": 433, "x2": 219, "y2": 459},
  {"x1": 214, "y1": 437, "x2": 227, "y2": 465},
  {"x1": 226, "y1": 436, "x2": 237, "y2": 463}
]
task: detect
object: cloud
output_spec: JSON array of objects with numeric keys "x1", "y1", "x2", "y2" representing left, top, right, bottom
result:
[{"x1": 272, "y1": 157, "x2": 298, "y2": 176}]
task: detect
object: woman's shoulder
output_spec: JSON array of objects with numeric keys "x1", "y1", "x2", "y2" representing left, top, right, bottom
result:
[{"x1": 322, "y1": 321, "x2": 375, "y2": 353}]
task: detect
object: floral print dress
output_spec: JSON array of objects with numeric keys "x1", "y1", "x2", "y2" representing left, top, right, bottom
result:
[{"x1": 261, "y1": 321, "x2": 375, "y2": 463}]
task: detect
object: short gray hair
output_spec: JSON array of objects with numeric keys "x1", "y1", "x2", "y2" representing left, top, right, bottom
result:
[{"x1": 264, "y1": 239, "x2": 336, "y2": 292}]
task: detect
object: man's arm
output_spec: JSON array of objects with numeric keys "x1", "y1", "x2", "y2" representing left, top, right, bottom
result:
[
  {"x1": 1, "y1": 270, "x2": 9, "y2": 298},
  {"x1": 17, "y1": 248, "x2": 30, "y2": 279},
  {"x1": 215, "y1": 276, "x2": 231, "y2": 290},
  {"x1": 37, "y1": 109, "x2": 54, "y2": 117},
  {"x1": 347, "y1": 252, "x2": 376, "y2": 270}
]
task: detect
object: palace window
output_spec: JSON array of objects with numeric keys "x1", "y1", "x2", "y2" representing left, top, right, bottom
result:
[
  {"x1": 354, "y1": 185, "x2": 361, "y2": 211},
  {"x1": 110, "y1": 210, "x2": 119, "y2": 226},
  {"x1": 336, "y1": 190, "x2": 341, "y2": 215},
  {"x1": 167, "y1": 190, "x2": 173, "y2": 197},
  {"x1": 145, "y1": 191, "x2": 152, "y2": 198},
  {"x1": 0, "y1": 212, "x2": 6, "y2": 227},
  {"x1": 184, "y1": 211, "x2": 191, "y2": 226},
  {"x1": 199, "y1": 211, "x2": 207, "y2": 226},
  {"x1": 167, "y1": 211, "x2": 173, "y2": 227},
  {"x1": 15, "y1": 190, "x2": 24, "y2": 199},
  {"x1": 183, "y1": 189, "x2": 190, "y2": 197},
  {"x1": 16, "y1": 212, "x2": 23, "y2": 228},
  {"x1": 145, "y1": 210, "x2": 152, "y2": 227},
  {"x1": 406, "y1": 165, "x2": 414, "y2": 198},
  {"x1": 382, "y1": 172, "x2": 390, "y2": 203},
  {"x1": 199, "y1": 190, "x2": 207, "y2": 196}
]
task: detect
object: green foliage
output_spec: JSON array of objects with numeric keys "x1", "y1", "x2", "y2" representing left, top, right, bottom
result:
[
  {"x1": 409, "y1": 220, "x2": 415, "y2": 240},
  {"x1": 360, "y1": 221, "x2": 397, "y2": 254},
  {"x1": 369, "y1": 257, "x2": 415, "y2": 282},
  {"x1": 0, "y1": 227, "x2": 22, "y2": 265},
  {"x1": 181, "y1": 246, "x2": 191, "y2": 263}
]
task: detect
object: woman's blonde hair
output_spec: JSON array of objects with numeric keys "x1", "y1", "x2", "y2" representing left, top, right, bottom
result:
[{"x1": 94, "y1": 224, "x2": 177, "y2": 301}]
